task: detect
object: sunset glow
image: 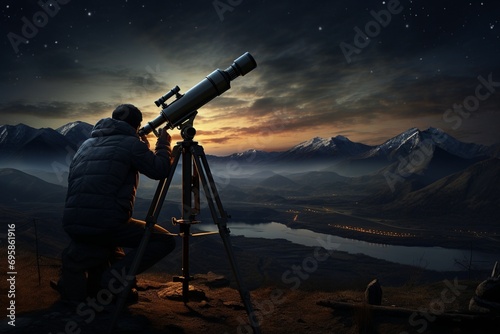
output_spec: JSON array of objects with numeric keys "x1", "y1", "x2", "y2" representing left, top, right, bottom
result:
[{"x1": 1, "y1": 1, "x2": 499, "y2": 155}]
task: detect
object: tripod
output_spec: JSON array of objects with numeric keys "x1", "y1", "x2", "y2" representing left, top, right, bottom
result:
[{"x1": 108, "y1": 115, "x2": 261, "y2": 334}]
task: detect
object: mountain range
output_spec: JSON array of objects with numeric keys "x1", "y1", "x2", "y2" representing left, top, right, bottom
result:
[
  {"x1": 0, "y1": 121, "x2": 93, "y2": 170},
  {"x1": 385, "y1": 157, "x2": 500, "y2": 216},
  {"x1": 0, "y1": 121, "x2": 497, "y2": 184},
  {"x1": 209, "y1": 127, "x2": 495, "y2": 173},
  {"x1": 0, "y1": 121, "x2": 498, "y2": 227}
]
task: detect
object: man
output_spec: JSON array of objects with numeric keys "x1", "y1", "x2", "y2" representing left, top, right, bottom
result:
[{"x1": 55, "y1": 104, "x2": 176, "y2": 302}]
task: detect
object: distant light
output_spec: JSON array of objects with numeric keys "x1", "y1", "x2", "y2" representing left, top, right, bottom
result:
[{"x1": 318, "y1": 26, "x2": 323, "y2": 31}]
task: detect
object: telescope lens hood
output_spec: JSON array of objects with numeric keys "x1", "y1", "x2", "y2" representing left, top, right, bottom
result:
[{"x1": 233, "y1": 52, "x2": 257, "y2": 76}]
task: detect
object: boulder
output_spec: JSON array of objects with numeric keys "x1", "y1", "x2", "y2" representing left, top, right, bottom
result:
[
  {"x1": 365, "y1": 278, "x2": 382, "y2": 306},
  {"x1": 469, "y1": 261, "x2": 500, "y2": 313}
]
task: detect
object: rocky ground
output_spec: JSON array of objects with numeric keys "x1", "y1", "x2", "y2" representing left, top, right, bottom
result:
[
  {"x1": 1, "y1": 226, "x2": 498, "y2": 334},
  {"x1": 1, "y1": 267, "x2": 499, "y2": 334}
]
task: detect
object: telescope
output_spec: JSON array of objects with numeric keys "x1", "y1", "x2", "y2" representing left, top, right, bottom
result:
[{"x1": 139, "y1": 52, "x2": 257, "y2": 136}]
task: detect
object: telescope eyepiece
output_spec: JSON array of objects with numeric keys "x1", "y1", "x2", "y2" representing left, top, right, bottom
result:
[{"x1": 225, "y1": 52, "x2": 257, "y2": 80}]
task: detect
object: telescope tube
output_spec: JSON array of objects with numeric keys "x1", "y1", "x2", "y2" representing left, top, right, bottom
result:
[{"x1": 140, "y1": 52, "x2": 256, "y2": 135}]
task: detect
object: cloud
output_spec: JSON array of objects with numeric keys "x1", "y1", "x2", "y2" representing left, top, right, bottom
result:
[
  {"x1": 1, "y1": 0, "x2": 499, "y2": 150},
  {"x1": 0, "y1": 101, "x2": 114, "y2": 120}
]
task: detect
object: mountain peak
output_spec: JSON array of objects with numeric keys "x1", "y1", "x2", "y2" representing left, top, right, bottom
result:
[
  {"x1": 390, "y1": 127, "x2": 421, "y2": 140},
  {"x1": 56, "y1": 121, "x2": 93, "y2": 135},
  {"x1": 56, "y1": 121, "x2": 93, "y2": 145},
  {"x1": 425, "y1": 127, "x2": 444, "y2": 133},
  {"x1": 378, "y1": 127, "x2": 422, "y2": 152},
  {"x1": 0, "y1": 123, "x2": 38, "y2": 146},
  {"x1": 292, "y1": 137, "x2": 334, "y2": 151},
  {"x1": 333, "y1": 135, "x2": 350, "y2": 142},
  {"x1": 283, "y1": 135, "x2": 371, "y2": 160}
]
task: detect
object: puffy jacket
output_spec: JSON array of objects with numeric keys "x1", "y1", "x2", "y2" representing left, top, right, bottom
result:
[{"x1": 63, "y1": 118, "x2": 171, "y2": 236}]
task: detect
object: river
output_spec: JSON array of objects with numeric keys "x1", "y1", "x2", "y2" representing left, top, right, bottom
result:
[{"x1": 197, "y1": 221, "x2": 497, "y2": 272}]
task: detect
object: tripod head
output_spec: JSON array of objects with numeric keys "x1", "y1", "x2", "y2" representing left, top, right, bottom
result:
[{"x1": 179, "y1": 111, "x2": 198, "y2": 141}]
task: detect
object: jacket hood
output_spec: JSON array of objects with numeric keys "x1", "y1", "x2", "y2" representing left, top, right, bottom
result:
[{"x1": 91, "y1": 117, "x2": 138, "y2": 138}]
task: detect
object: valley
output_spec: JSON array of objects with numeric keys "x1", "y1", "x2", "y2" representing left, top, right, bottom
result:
[{"x1": 0, "y1": 122, "x2": 498, "y2": 286}]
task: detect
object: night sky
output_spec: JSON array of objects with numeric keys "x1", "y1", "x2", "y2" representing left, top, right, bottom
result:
[{"x1": 1, "y1": 0, "x2": 499, "y2": 155}]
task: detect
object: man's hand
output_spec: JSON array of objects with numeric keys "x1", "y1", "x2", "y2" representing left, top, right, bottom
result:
[
  {"x1": 139, "y1": 134, "x2": 150, "y2": 149},
  {"x1": 156, "y1": 127, "x2": 171, "y2": 149}
]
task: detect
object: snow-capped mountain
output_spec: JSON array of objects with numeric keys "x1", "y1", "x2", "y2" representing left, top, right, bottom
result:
[
  {"x1": 0, "y1": 122, "x2": 495, "y2": 179},
  {"x1": 227, "y1": 149, "x2": 279, "y2": 163},
  {"x1": 0, "y1": 122, "x2": 93, "y2": 169},
  {"x1": 0, "y1": 123, "x2": 47, "y2": 148},
  {"x1": 366, "y1": 127, "x2": 422, "y2": 159},
  {"x1": 365, "y1": 127, "x2": 490, "y2": 161},
  {"x1": 420, "y1": 127, "x2": 491, "y2": 159},
  {"x1": 278, "y1": 135, "x2": 372, "y2": 160},
  {"x1": 56, "y1": 121, "x2": 93, "y2": 146}
]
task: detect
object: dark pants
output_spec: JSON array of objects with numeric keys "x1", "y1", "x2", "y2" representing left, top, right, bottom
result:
[{"x1": 60, "y1": 218, "x2": 176, "y2": 300}]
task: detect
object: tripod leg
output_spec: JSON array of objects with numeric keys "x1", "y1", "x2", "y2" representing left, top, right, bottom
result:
[
  {"x1": 107, "y1": 144, "x2": 182, "y2": 334},
  {"x1": 191, "y1": 145, "x2": 262, "y2": 334},
  {"x1": 180, "y1": 141, "x2": 194, "y2": 302}
]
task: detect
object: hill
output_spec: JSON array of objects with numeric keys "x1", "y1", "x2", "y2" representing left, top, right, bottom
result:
[
  {"x1": 382, "y1": 158, "x2": 500, "y2": 223},
  {"x1": 0, "y1": 247, "x2": 496, "y2": 334},
  {"x1": 0, "y1": 168, "x2": 67, "y2": 203},
  {"x1": 0, "y1": 122, "x2": 93, "y2": 170}
]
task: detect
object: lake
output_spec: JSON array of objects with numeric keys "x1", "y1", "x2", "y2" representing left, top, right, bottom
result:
[{"x1": 197, "y1": 221, "x2": 498, "y2": 272}]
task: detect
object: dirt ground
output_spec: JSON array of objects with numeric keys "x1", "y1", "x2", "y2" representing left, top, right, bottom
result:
[{"x1": 1, "y1": 263, "x2": 499, "y2": 334}]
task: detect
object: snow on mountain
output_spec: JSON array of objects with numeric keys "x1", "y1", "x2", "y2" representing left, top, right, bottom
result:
[
  {"x1": 366, "y1": 127, "x2": 422, "y2": 159},
  {"x1": 0, "y1": 123, "x2": 495, "y2": 178},
  {"x1": 0, "y1": 123, "x2": 42, "y2": 147},
  {"x1": 229, "y1": 149, "x2": 274, "y2": 160},
  {"x1": 56, "y1": 121, "x2": 93, "y2": 146},
  {"x1": 364, "y1": 127, "x2": 490, "y2": 161},
  {"x1": 284, "y1": 135, "x2": 372, "y2": 159},
  {"x1": 290, "y1": 137, "x2": 336, "y2": 153},
  {"x1": 208, "y1": 149, "x2": 280, "y2": 165},
  {"x1": 0, "y1": 122, "x2": 92, "y2": 169}
]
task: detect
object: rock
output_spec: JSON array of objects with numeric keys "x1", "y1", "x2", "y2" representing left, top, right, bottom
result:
[
  {"x1": 195, "y1": 271, "x2": 230, "y2": 288},
  {"x1": 222, "y1": 300, "x2": 245, "y2": 310},
  {"x1": 136, "y1": 279, "x2": 169, "y2": 291},
  {"x1": 365, "y1": 278, "x2": 382, "y2": 306},
  {"x1": 158, "y1": 282, "x2": 206, "y2": 302},
  {"x1": 199, "y1": 300, "x2": 211, "y2": 308},
  {"x1": 469, "y1": 261, "x2": 500, "y2": 313}
]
